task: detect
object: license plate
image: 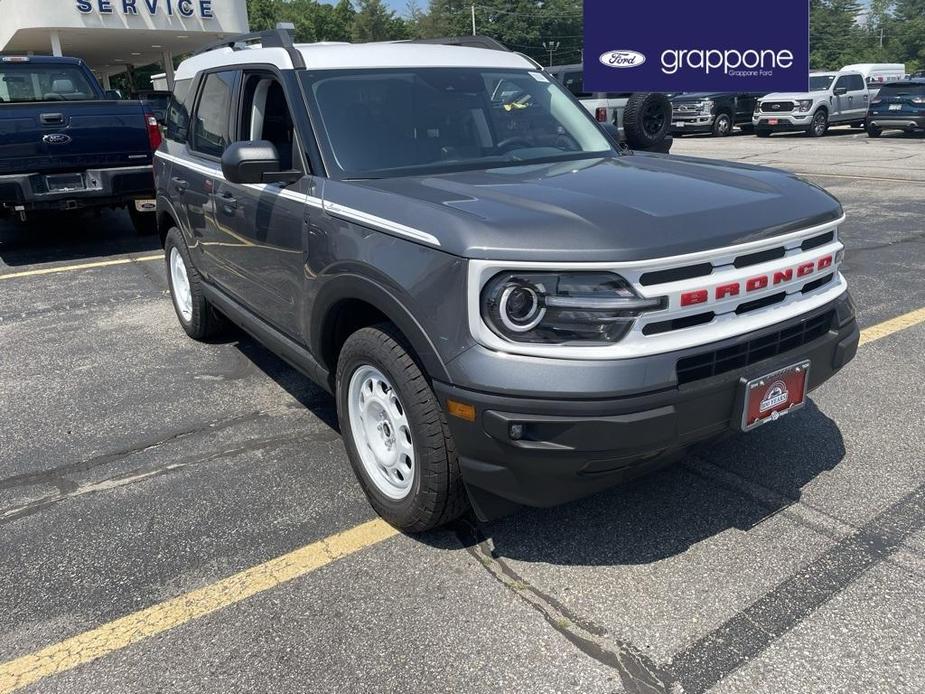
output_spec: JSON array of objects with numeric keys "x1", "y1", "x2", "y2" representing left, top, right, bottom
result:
[
  {"x1": 134, "y1": 199, "x2": 156, "y2": 212},
  {"x1": 46, "y1": 173, "x2": 84, "y2": 192},
  {"x1": 741, "y1": 360, "x2": 810, "y2": 431},
  {"x1": 889, "y1": 104, "x2": 902, "y2": 110},
  {"x1": 674, "y1": 122, "x2": 685, "y2": 127},
  {"x1": 767, "y1": 118, "x2": 779, "y2": 125}
]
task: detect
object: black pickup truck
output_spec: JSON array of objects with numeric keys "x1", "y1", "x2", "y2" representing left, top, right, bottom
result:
[
  {"x1": 671, "y1": 92, "x2": 765, "y2": 137},
  {"x1": 0, "y1": 55, "x2": 159, "y2": 232}
]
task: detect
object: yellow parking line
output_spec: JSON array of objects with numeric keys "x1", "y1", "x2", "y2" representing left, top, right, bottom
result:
[
  {"x1": 0, "y1": 519, "x2": 397, "y2": 694},
  {"x1": 859, "y1": 306, "x2": 925, "y2": 346},
  {"x1": 0, "y1": 306, "x2": 923, "y2": 693},
  {"x1": 0, "y1": 255, "x2": 162, "y2": 281}
]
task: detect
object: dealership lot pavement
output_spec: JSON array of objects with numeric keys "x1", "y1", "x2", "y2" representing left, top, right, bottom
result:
[{"x1": 1, "y1": 134, "x2": 924, "y2": 693}]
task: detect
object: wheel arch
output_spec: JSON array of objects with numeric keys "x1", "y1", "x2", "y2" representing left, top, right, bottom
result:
[
  {"x1": 155, "y1": 195, "x2": 182, "y2": 248},
  {"x1": 312, "y1": 275, "x2": 452, "y2": 388}
]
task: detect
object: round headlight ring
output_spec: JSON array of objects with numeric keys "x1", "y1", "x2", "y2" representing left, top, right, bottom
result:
[{"x1": 498, "y1": 283, "x2": 546, "y2": 333}]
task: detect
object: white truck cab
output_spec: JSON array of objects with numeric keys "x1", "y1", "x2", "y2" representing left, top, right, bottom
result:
[{"x1": 753, "y1": 71, "x2": 868, "y2": 137}]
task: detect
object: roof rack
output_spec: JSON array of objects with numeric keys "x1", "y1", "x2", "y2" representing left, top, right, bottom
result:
[
  {"x1": 193, "y1": 23, "x2": 306, "y2": 69},
  {"x1": 407, "y1": 36, "x2": 511, "y2": 52}
]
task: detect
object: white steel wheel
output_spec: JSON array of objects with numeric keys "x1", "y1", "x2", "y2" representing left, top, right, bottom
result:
[
  {"x1": 347, "y1": 365, "x2": 415, "y2": 500},
  {"x1": 169, "y1": 246, "x2": 193, "y2": 323}
]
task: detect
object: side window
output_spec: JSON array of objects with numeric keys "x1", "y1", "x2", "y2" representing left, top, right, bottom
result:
[
  {"x1": 191, "y1": 70, "x2": 237, "y2": 158},
  {"x1": 850, "y1": 75, "x2": 866, "y2": 91},
  {"x1": 833, "y1": 76, "x2": 848, "y2": 91},
  {"x1": 562, "y1": 71, "x2": 591, "y2": 98},
  {"x1": 237, "y1": 73, "x2": 302, "y2": 172},
  {"x1": 165, "y1": 78, "x2": 192, "y2": 144}
]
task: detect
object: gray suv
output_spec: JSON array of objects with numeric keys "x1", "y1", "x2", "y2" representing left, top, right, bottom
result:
[{"x1": 156, "y1": 29, "x2": 859, "y2": 531}]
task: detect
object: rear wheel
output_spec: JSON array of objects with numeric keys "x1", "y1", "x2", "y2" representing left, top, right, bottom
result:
[
  {"x1": 164, "y1": 227, "x2": 226, "y2": 340},
  {"x1": 336, "y1": 325, "x2": 467, "y2": 532},
  {"x1": 867, "y1": 124, "x2": 882, "y2": 138},
  {"x1": 711, "y1": 112, "x2": 733, "y2": 137}
]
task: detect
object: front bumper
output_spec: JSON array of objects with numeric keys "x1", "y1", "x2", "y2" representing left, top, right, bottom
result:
[
  {"x1": 866, "y1": 115, "x2": 925, "y2": 131},
  {"x1": 0, "y1": 165, "x2": 154, "y2": 212},
  {"x1": 671, "y1": 114, "x2": 715, "y2": 134},
  {"x1": 753, "y1": 113, "x2": 813, "y2": 132},
  {"x1": 435, "y1": 293, "x2": 858, "y2": 517}
]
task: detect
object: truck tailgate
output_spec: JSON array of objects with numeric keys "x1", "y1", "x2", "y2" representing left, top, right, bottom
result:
[{"x1": 0, "y1": 101, "x2": 152, "y2": 175}]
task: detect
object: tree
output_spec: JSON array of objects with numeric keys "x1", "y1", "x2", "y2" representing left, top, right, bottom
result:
[
  {"x1": 247, "y1": 0, "x2": 279, "y2": 31},
  {"x1": 352, "y1": 0, "x2": 405, "y2": 41}
]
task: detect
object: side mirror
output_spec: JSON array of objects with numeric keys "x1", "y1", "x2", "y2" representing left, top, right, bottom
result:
[
  {"x1": 221, "y1": 140, "x2": 300, "y2": 185},
  {"x1": 833, "y1": 86, "x2": 847, "y2": 95}
]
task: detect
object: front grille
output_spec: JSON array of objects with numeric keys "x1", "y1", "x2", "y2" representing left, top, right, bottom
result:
[
  {"x1": 675, "y1": 310, "x2": 834, "y2": 385},
  {"x1": 761, "y1": 101, "x2": 794, "y2": 112}
]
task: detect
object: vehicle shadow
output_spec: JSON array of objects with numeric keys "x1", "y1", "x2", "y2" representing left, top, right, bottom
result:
[
  {"x1": 426, "y1": 400, "x2": 845, "y2": 566},
  {"x1": 0, "y1": 208, "x2": 160, "y2": 268},
  {"x1": 216, "y1": 320, "x2": 845, "y2": 568}
]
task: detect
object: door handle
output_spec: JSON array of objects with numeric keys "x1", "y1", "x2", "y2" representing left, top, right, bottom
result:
[
  {"x1": 171, "y1": 177, "x2": 188, "y2": 193},
  {"x1": 219, "y1": 192, "x2": 238, "y2": 213}
]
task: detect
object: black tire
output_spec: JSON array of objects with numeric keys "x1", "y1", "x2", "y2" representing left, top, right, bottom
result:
[
  {"x1": 129, "y1": 205, "x2": 157, "y2": 235},
  {"x1": 623, "y1": 92, "x2": 672, "y2": 150},
  {"x1": 164, "y1": 227, "x2": 226, "y2": 340},
  {"x1": 807, "y1": 109, "x2": 828, "y2": 137},
  {"x1": 739, "y1": 123, "x2": 755, "y2": 134},
  {"x1": 867, "y1": 124, "x2": 882, "y2": 138},
  {"x1": 756, "y1": 129, "x2": 772, "y2": 137},
  {"x1": 336, "y1": 325, "x2": 467, "y2": 532},
  {"x1": 711, "y1": 112, "x2": 733, "y2": 137}
]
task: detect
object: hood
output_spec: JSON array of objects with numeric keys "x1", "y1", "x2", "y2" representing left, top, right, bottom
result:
[
  {"x1": 672, "y1": 92, "x2": 723, "y2": 102},
  {"x1": 321, "y1": 155, "x2": 842, "y2": 262},
  {"x1": 761, "y1": 91, "x2": 827, "y2": 100}
]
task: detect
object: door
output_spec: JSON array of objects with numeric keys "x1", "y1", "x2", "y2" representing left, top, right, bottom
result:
[
  {"x1": 210, "y1": 70, "x2": 313, "y2": 338},
  {"x1": 831, "y1": 75, "x2": 850, "y2": 121},
  {"x1": 184, "y1": 69, "x2": 240, "y2": 281},
  {"x1": 846, "y1": 74, "x2": 869, "y2": 121}
]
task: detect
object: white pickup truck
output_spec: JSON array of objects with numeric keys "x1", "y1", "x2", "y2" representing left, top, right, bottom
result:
[{"x1": 753, "y1": 71, "x2": 869, "y2": 137}]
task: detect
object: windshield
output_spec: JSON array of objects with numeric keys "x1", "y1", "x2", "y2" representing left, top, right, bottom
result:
[
  {"x1": 300, "y1": 68, "x2": 614, "y2": 179},
  {"x1": 0, "y1": 64, "x2": 97, "y2": 103},
  {"x1": 810, "y1": 75, "x2": 836, "y2": 91}
]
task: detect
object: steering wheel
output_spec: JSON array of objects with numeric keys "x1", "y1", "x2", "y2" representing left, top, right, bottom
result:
[{"x1": 495, "y1": 136, "x2": 532, "y2": 152}]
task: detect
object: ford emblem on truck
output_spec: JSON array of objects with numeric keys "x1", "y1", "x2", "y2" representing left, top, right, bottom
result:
[
  {"x1": 599, "y1": 50, "x2": 646, "y2": 69},
  {"x1": 42, "y1": 134, "x2": 72, "y2": 145}
]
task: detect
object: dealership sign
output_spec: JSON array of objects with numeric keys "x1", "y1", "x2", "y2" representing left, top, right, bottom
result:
[
  {"x1": 583, "y1": 0, "x2": 809, "y2": 91},
  {"x1": 76, "y1": 0, "x2": 214, "y2": 18}
]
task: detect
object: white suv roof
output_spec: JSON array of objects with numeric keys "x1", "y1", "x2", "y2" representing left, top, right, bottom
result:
[{"x1": 174, "y1": 41, "x2": 536, "y2": 81}]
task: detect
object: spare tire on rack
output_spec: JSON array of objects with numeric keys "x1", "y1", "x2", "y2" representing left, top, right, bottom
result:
[{"x1": 623, "y1": 92, "x2": 672, "y2": 150}]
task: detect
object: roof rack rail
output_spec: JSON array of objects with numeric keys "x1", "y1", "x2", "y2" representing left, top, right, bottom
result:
[
  {"x1": 407, "y1": 36, "x2": 511, "y2": 52},
  {"x1": 193, "y1": 23, "x2": 306, "y2": 69}
]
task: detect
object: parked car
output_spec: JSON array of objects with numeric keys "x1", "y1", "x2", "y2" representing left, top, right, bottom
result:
[
  {"x1": 0, "y1": 55, "x2": 159, "y2": 231},
  {"x1": 133, "y1": 89, "x2": 172, "y2": 125},
  {"x1": 546, "y1": 63, "x2": 672, "y2": 152},
  {"x1": 670, "y1": 92, "x2": 765, "y2": 137},
  {"x1": 156, "y1": 29, "x2": 858, "y2": 531},
  {"x1": 866, "y1": 78, "x2": 925, "y2": 137},
  {"x1": 753, "y1": 70, "x2": 869, "y2": 137}
]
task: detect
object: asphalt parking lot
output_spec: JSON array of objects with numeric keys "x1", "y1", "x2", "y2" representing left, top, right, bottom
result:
[{"x1": 1, "y1": 132, "x2": 924, "y2": 693}]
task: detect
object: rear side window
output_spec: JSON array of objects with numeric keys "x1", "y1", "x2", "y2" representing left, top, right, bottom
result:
[
  {"x1": 848, "y1": 74, "x2": 865, "y2": 91},
  {"x1": 0, "y1": 63, "x2": 97, "y2": 103},
  {"x1": 191, "y1": 71, "x2": 237, "y2": 157},
  {"x1": 562, "y1": 71, "x2": 591, "y2": 98},
  {"x1": 878, "y1": 83, "x2": 925, "y2": 97},
  {"x1": 166, "y1": 79, "x2": 192, "y2": 144}
]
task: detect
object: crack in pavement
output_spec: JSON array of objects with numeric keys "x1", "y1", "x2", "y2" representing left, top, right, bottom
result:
[
  {"x1": 0, "y1": 432, "x2": 315, "y2": 526},
  {"x1": 453, "y1": 519, "x2": 673, "y2": 694}
]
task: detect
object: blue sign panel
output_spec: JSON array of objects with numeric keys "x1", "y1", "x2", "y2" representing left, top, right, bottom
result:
[{"x1": 583, "y1": 0, "x2": 809, "y2": 92}]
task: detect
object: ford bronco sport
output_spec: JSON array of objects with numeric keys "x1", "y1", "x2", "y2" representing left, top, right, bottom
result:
[{"x1": 156, "y1": 28, "x2": 859, "y2": 531}]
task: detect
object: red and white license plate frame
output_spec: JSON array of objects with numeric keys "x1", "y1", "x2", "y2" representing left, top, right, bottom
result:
[
  {"x1": 740, "y1": 360, "x2": 811, "y2": 431},
  {"x1": 767, "y1": 118, "x2": 779, "y2": 125}
]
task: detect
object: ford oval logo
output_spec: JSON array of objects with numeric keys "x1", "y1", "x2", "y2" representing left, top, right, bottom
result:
[
  {"x1": 43, "y1": 134, "x2": 72, "y2": 145},
  {"x1": 598, "y1": 50, "x2": 646, "y2": 69}
]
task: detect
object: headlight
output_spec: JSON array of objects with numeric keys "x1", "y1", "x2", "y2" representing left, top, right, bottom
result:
[
  {"x1": 700, "y1": 99, "x2": 714, "y2": 113},
  {"x1": 480, "y1": 271, "x2": 664, "y2": 345},
  {"x1": 796, "y1": 99, "x2": 813, "y2": 112}
]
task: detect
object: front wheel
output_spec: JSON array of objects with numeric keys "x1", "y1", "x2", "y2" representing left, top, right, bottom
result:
[
  {"x1": 336, "y1": 325, "x2": 467, "y2": 532},
  {"x1": 867, "y1": 124, "x2": 882, "y2": 138},
  {"x1": 807, "y1": 110, "x2": 828, "y2": 137},
  {"x1": 756, "y1": 129, "x2": 772, "y2": 137},
  {"x1": 164, "y1": 227, "x2": 226, "y2": 340},
  {"x1": 711, "y1": 112, "x2": 733, "y2": 137}
]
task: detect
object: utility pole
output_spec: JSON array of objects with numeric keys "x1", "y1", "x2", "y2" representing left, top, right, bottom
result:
[
  {"x1": 471, "y1": 5, "x2": 476, "y2": 36},
  {"x1": 542, "y1": 41, "x2": 560, "y2": 67},
  {"x1": 879, "y1": 27, "x2": 884, "y2": 50}
]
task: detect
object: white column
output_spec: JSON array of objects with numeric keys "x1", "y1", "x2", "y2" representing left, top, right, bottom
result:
[
  {"x1": 101, "y1": 72, "x2": 112, "y2": 90},
  {"x1": 162, "y1": 49, "x2": 175, "y2": 91},
  {"x1": 50, "y1": 31, "x2": 63, "y2": 57}
]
